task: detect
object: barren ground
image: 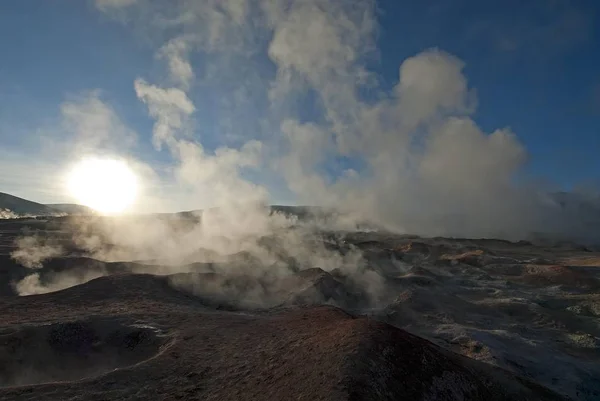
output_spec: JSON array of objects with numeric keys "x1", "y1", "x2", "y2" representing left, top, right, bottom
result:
[{"x1": 0, "y1": 217, "x2": 599, "y2": 400}]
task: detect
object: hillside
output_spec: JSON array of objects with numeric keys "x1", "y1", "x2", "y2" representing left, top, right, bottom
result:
[
  {"x1": 0, "y1": 192, "x2": 95, "y2": 218},
  {"x1": 0, "y1": 192, "x2": 60, "y2": 216},
  {"x1": 46, "y1": 203, "x2": 95, "y2": 215}
]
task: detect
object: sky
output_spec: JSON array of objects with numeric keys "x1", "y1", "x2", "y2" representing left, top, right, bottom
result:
[{"x1": 0, "y1": 0, "x2": 599, "y2": 238}]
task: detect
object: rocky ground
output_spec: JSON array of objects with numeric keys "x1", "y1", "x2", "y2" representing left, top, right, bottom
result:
[{"x1": 0, "y1": 216, "x2": 599, "y2": 400}]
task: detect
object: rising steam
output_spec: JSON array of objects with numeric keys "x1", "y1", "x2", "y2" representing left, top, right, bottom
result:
[
  {"x1": 9, "y1": 0, "x2": 599, "y2": 296},
  {"x1": 85, "y1": 0, "x2": 595, "y2": 242}
]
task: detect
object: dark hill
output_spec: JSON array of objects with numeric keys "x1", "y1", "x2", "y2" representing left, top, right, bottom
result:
[{"x1": 0, "y1": 192, "x2": 59, "y2": 216}]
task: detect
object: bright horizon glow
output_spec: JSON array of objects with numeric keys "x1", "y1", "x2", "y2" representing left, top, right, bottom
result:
[{"x1": 66, "y1": 157, "x2": 138, "y2": 214}]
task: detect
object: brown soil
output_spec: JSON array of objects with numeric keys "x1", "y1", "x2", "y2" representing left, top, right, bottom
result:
[{"x1": 0, "y1": 274, "x2": 568, "y2": 401}]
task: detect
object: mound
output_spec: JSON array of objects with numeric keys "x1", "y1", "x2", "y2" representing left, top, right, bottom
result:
[
  {"x1": 0, "y1": 318, "x2": 169, "y2": 387},
  {"x1": 346, "y1": 317, "x2": 566, "y2": 401},
  {"x1": 0, "y1": 300, "x2": 567, "y2": 400}
]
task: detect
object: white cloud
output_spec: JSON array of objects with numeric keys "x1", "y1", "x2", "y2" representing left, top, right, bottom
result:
[
  {"x1": 278, "y1": 120, "x2": 331, "y2": 202},
  {"x1": 262, "y1": 5, "x2": 543, "y2": 238},
  {"x1": 267, "y1": 1, "x2": 372, "y2": 83},
  {"x1": 134, "y1": 79, "x2": 195, "y2": 149},
  {"x1": 395, "y1": 49, "x2": 477, "y2": 127},
  {"x1": 158, "y1": 38, "x2": 194, "y2": 89},
  {"x1": 172, "y1": 139, "x2": 267, "y2": 209},
  {"x1": 84, "y1": 0, "x2": 598, "y2": 242},
  {"x1": 266, "y1": 0, "x2": 375, "y2": 121}
]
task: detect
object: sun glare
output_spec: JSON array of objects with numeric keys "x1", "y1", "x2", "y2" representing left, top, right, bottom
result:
[{"x1": 67, "y1": 157, "x2": 138, "y2": 214}]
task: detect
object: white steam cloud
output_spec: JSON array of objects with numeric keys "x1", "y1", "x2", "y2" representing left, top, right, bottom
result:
[
  {"x1": 10, "y1": 0, "x2": 598, "y2": 297},
  {"x1": 11, "y1": 235, "x2": 64, "y2": 269}
]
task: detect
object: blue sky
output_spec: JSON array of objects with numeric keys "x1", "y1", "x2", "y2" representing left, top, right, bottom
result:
[
  {"x1": 378, "y1": 0, "x2": 600, "y2": 188},
  {"x1": 0, "y1": 0, "x2": 599, "y2": 209}
]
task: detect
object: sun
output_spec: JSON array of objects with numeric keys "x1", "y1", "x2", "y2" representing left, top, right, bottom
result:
[{"x1": 66, "y1": 157, "x2": 138, "y2": 214}]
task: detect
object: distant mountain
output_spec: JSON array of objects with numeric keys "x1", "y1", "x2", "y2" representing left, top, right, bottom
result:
[
  {"x1": 0, "y1": 192, "x2": 96, "y2": 218},
  {"x1": 46, "y1": 204, "x2": 96, "y2": 215},
  {"x1": 0, "y1": 192, "x2": 61, "y2": 217}
]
